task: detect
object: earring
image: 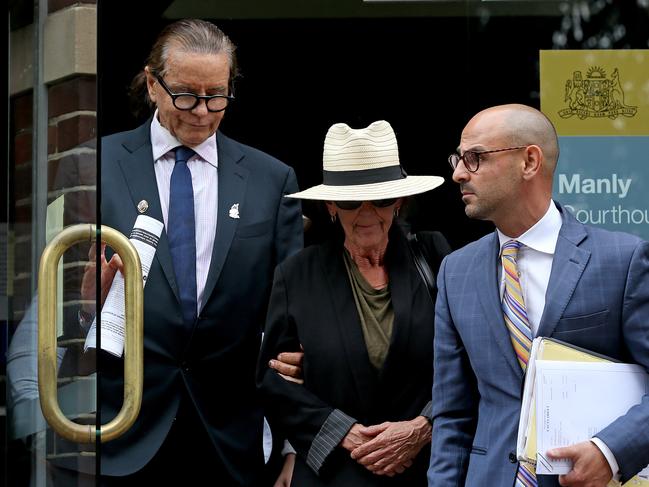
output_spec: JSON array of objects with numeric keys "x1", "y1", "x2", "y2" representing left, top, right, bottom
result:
[
  {"x1": 394, "y1": 208, "x2": 400, "y2": 217},
  {"x1": 330, "y1": 213, "x2": 337, "y2": 223}
]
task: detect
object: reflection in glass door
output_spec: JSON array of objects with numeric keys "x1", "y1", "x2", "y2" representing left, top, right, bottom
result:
[{"x1": 4, "y1": 1, "x2": 102, "y2": 485}]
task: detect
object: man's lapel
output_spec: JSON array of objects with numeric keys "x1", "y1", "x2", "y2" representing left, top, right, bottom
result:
[
  {"x1": 116, "y1": 121, "x2": 180, "y2": 302},
  {"x1": 201, "y1": 132, "x2": 249, "y2": 309},
  {"x1": 537, "y1": 204, "x2": 590, "y2": 337},
  {"x1": 477, "y1": 232, "x2": 523, "y2": 378}
]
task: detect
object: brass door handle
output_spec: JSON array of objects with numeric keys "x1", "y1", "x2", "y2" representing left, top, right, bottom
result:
[{"x1": 38, "y1": 224, "x2": 143, "y2": 443}]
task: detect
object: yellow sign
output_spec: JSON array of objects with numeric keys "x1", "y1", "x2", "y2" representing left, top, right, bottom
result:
[{"x1": 540, "y1": 50, "x2": 649, "y2": 136}]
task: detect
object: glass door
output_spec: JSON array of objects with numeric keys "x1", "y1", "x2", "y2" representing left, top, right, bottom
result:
[
  {"x1": 3, "y1": 2, "x2": 142, "y2": 485},
  {"x1": 4, "y1": 1, "x2": 101, "y2": 484}
]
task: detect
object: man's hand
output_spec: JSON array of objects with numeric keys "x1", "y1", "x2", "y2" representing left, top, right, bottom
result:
[
  {"x1": 269, "y1": 349, "x2": 304, "y2": 384},
  {"x1": 350, "y1": 416, "x2": 431, "y2": 477},
  {"x1": 80, "y1": 243, "x2": 123, "y2": 314},
  {"x1": 341, "y1": 423, "x2": 373, "y2": 452},
  {"x1": 547, "y1": 441, "x2": 613, "y2": 487},
  {"x1": 272, "y1": 453, "x2": 295, "y2": 487}
]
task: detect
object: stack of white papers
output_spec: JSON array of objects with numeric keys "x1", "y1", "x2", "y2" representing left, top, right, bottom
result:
[
  {"x1": 517, "y1": 337, "x2": 649, "y2": 486},
  {"x1": 84, "y1": 215, "x2": 164, "y2": 357}
]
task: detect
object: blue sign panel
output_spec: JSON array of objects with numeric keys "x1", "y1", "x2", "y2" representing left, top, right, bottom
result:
[{"x1": 553, "y1": 136, "x2": 649, "y2": 239}]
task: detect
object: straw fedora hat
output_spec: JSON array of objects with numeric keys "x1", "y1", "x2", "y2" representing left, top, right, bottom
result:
[{"x1": 287, "y1": 120, "x2": 444, "y2": 201}]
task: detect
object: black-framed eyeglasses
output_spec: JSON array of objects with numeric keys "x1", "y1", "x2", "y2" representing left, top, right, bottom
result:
[
  {"x1": 334, "y1": 199, "x2": 398, "y2": 210},
  {"x1": 448, "y1": 146, "x2": 528, "y2": 173},
  {"x1": 155, "y1": 74, "x2": 234, "y2": 112}
]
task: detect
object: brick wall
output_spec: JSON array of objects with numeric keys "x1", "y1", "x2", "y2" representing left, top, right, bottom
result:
[
  {"x1": 5, "y1": 5, "x2": 100, "y2": 474},
  {"x1": 10, "y1": 74, "x2": 97, "y2": 324}
]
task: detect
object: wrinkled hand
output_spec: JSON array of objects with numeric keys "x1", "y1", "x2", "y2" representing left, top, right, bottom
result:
[
  {"x1": 273, "y1": 453, "x2": 295, "y2": 487},
  {"x1": 350, "y1": 417, "x2": 431, "y2": 477},
  {"x1": 80, "y1": 243, "x2": 123, "y2": 314},
  {"x1": 269, "y1": 348, "x2": 304, "y2": 384},
  {"x1": 547, "y1": 441, "x2": 613, "y2": 487},
  {"x1": 341, "y1": 423, "x2": 373, "y2": 452}
]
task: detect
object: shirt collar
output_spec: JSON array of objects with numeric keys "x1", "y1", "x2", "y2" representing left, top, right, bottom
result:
[
  {"x1": 150, "y1": 109, "x2": 218, "y2": 168},
  {"x1": 497, "y1": 200, "x2": 562, "y2": 255}
]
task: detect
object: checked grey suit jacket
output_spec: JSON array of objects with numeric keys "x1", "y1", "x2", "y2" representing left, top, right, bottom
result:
[{"x1": 428, "y1": 201, "x2": 649, "y2": 487}]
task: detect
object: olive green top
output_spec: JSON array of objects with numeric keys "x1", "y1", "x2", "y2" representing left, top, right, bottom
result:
[{"x1": 343, "y1": 250, "x2": 394, "y2": 370}]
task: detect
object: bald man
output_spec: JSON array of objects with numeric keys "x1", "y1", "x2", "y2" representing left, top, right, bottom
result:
[{"x1": 428, "y1": 104, "x2": 649, "y2": 487}]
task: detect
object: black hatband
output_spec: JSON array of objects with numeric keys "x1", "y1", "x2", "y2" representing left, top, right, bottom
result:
[{"x1": 322, "y1": 165, "x2": 405, "y2": 186}]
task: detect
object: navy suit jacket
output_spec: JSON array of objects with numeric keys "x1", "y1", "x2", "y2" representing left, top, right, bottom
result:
[
  {"x1": 428, "y1": 202, "x2": 649, "y2": 487},
  {"x1": 98, "y1": 120, "x2": 303, "y2": 483}
]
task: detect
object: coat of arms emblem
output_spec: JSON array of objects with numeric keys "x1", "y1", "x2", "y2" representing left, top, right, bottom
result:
[{"x1": 559, "y1": 66, "x2": 637, "y2": 120}]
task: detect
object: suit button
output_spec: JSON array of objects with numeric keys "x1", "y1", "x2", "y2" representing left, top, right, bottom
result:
[
  {"x1": 509, "y1": 452, "x2": 518, "y2": 463},
  {"x1": 180, "y1": 361, "x2": 189, "y2": 372}
]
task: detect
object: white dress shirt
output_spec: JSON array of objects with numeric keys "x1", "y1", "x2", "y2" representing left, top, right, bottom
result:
[
  {"x1": 497, "y1": 201, "x2": 560, "y2": 337},
  {"x1": 150, "y1": 111, "x2": 219, "y2": 313},
  {"x1": 497, "y1": 200, "x2": 620, "y2": 477}
]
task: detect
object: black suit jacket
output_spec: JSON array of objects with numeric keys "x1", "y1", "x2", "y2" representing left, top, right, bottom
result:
[
  {"x1": 98, "y1": 120, "x2": 303, "y2": 484},
  {"x1": 258, "y1": 227, "x2": 450, "y2": 486}
]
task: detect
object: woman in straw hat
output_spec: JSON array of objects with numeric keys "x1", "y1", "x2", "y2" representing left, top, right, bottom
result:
[{"x1": 257, "y1": 121, "x2": 449, "y2": 486}]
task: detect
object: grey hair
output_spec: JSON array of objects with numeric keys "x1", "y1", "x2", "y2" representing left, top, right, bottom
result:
[{"x1": 129, "y1": 19, "x2": 238, "y2": 118}]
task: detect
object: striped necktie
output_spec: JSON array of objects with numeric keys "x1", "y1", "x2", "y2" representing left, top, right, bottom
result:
[{"x1": 501, "y1": 240, "x2": 537, "y2": 487}]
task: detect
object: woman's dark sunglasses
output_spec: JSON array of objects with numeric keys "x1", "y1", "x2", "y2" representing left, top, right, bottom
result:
[{"x1": 334, "y1": 198, "x2": 398, "y2": 210}]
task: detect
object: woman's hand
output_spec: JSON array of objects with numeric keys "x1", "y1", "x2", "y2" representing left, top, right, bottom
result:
[
  {"x1": 273, "y1": 453, "x2": 296, "y2": 487},
  {"x1": 350, "y1": 416, "x2": 432, "y2": 476},
  {"x1": 340, "y1": 423, "x2": 372, "y2": 452}
]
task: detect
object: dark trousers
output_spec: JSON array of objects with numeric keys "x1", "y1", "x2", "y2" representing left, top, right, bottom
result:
[
  {"x1": 103, "y1": 395, "x2": 234, "y2": 486},
  {"x1": 49, "y1": 396, "x2": 241, "y2": 486}
]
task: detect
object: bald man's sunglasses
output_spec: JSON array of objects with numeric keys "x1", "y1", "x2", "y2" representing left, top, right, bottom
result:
[
  {"x1": 334, "y1": 199, "x2": 398, "y2": 210},
  {"x1": 448, "y1": 146, "x2": 528, "y2": 173}
]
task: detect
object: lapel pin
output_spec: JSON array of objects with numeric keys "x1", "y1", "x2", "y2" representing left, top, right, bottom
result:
[
  {"x1": 137, "y1": 200, "x2": 149, "y2": 214},
  {"x1": 229, "y1": 203, "x2": 240, "y2": 219}
]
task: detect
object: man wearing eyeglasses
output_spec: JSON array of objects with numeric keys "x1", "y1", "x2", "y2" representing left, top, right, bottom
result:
[
  {"x1": 428, "y1": 104, "x2": 649, "y2": 487},
  {"x1": 93, "y1": 19, "x2": 303, "y2": 486}
]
